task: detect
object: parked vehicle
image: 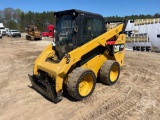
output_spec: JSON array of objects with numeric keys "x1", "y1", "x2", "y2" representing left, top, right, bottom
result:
[
  {"x1": 8, "y1": 30, "x2": 21, "y2": 37},
  {"x1": 41, "y1": 24, "x2": 54, "y2": 38},
  {"x1": 28, "y1": 9, "x2": 127, "y2": 103},
  {"x1": 0, "y1": 23, "x2": 6, "y2": 36},
  {"x1": 26, "y1": 25, "x2": 42, "y2": 40}
]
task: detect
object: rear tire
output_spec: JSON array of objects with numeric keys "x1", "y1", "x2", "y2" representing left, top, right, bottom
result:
[
  {"x1": 67, "y1": 68, "x2": 96, "y2": 100},
  {"x1": 100, "y1": 60, "x2": 120, "y2": 85}
]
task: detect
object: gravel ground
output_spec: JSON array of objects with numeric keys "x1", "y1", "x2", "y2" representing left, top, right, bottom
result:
[{"x1": 0, "y1": 35, "x2": 160, "y2": 120}]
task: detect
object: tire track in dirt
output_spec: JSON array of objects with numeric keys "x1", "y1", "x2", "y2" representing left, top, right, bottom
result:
[
  {"x1": 83, "y1": 86, "x2": 141, "y2": 120},
  {"x1": 48, "y1": 83, "x2": 122, "y2": 120},
  {"x1": 99, "y1": 92, "x2": 141, "y2": 120}
]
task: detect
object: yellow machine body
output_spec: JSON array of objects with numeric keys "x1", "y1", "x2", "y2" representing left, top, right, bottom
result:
[
  {"x1": 28, "y1": 9, "x2": 127, "y2": 103},
  {"x1": 33, "y1": 24, "x2": 126, "y2": 93}
]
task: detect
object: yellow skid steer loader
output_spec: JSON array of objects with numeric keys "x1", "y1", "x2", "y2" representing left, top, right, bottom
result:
[{"x1": 28, "y1": 9, "x2": 127, "y2": 103}]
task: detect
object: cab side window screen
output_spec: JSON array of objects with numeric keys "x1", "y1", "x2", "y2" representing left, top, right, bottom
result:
[
  {"x1": 80, "y1": 17, "x2": 103, "y2": 45},
  {"x1": 92, "y1": 19, "x2": 103, "y2": 37}
]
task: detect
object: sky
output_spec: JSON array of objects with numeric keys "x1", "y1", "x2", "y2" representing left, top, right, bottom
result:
[{"x1": 1, "y1": 0, "x2": 160, "y2": 17}]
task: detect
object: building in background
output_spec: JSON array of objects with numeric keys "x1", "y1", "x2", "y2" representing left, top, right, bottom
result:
[{"x1": 125, "y1": 18, "x2": 160, "y2": 52}]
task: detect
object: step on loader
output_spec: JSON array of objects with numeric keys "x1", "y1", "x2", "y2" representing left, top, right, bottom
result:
[{"x1": 28, "y1": 9, "x2": 127, "y2": 103}]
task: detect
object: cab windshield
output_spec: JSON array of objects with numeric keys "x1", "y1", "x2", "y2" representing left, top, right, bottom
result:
[{"x1": 56, "y1": 15, "x2": 74, "y2": 45}]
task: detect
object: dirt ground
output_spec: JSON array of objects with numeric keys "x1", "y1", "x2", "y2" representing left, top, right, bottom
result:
[{"x1": 0, "y1": 34, "x2": 160, "y2": 120}]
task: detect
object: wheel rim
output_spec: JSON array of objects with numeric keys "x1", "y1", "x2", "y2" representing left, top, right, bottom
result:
[
  {"x1": 110, "y1": 64, "x2": 119, "y2": 82},
  {"x1": 78, "y1": 74, "x2": 94, "y2": 96}
]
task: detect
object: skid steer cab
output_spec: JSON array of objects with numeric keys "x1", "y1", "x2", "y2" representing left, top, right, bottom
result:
[{"x1": 28, "y1": 9, "x2": 127, "y2": 103}]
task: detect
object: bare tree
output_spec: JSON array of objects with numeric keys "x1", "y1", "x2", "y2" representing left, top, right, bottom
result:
[{"x1": 3, "y1": 8, "x2": 15, "y2": 24}]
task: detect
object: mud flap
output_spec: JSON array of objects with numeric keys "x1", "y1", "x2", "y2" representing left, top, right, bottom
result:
[{"x1": 28, "y1": 74, "x2": 62, "y2": 103}]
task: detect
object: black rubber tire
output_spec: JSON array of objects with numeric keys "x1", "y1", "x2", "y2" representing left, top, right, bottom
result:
[
  {"x1": 100, "y1": 60, "x2": 120, "y2": 85},
  {"x1": 26, "y1": 35, "x2": 28, "y2": 40},
  {"x1": 67, "y1": 68, "x2": 96, "y2": 100}
]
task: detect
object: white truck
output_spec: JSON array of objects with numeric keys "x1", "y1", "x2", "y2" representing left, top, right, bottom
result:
[
  {"x1": 0, "y1": 23, "x2": 6, "y2": 36},
  {"x1": 8, "y1": 30, "x2": 21, "y2": 37}
]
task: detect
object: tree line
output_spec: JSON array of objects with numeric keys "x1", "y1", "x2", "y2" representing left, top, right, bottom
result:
[
  {"x1": 0, "y1": 8, "x2": 55, "y2": 32},
  {"x1": 0, "y1": 8, "x2": 160, "y2": 32},
  {"x1": 104, "y1": 13, "x2": 160, "y2": 21}
]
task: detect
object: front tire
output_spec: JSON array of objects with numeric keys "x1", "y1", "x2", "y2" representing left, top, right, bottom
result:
[
  {"x1": 67, "y1": 68, "x2": 96, "y2": 100},
  {"x1": 100, "y1": 60, "x2": 120, "y2": 85}
]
